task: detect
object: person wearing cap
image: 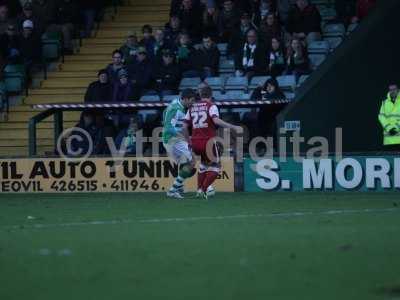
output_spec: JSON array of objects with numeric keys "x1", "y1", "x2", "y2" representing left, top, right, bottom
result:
[
  {"x1": 120, "y1": 33, "x2": 139, "y2": 65},
  {"x1": 227, "y1": 11, "x2": 255, "y2": 57},
  {"x1": 127, "y1": 46, "x2": 153, "y2": 100},
  {"x1": 112, "y1": 69, "x2": 135, "y2": 103},
  {"x1": 18, "y1": 19, "x2": 41, "y2": 73},
  {"x1": 151, "y1": 48, "x2": 181, "y2": 96},
  {"x1": 17, "y1": 1, "x2": 44, "y2": 35},
  {"x1": 84, "y1": 69, "x2": 114, "y2": 103}
]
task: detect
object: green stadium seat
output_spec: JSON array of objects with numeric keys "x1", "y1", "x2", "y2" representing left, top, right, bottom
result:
[
  {"x1": 219, "y1": 58, "x2": 235, "y2": 74},
  {"x1": 276, "y1": 75, "x2": 296, "y2": 91},
  {"x1": 0, "y1": 81, "x2": 8, "y2": 112},
  {"x1": 204, "y1": 76, "x2": 225, "y2": 91},
  {"x1": 3, "y1": 64, "x2": 26, "y2": 94},
  {"x1": 324, "y1": 36, "x2": 343, "y2": 49},
  {"x1": 225, "y1": 76, "x2": 248, "y2": 91},
  {"x1": 140, "y1": 95, "x2": 160, "y2": 102},
  {"x1": 323, "y1": 23, "x2": 346, "y2": 37},
  {"x1": 225, "y1": 90, "x2": 251, "y2": 100},
  {"x1": 308, "y1": 40, "x2": 330, "y2": 54},
  {"x1": 42, "y1": 31, "x2": 64, "y2": 62},
  {"x1": 217, "y1": 43, "x2": 228, "y2": 56},
  {"x1": 249, "y1": 76, "x2": 270, "y2": 90},
  {"x1": 308, "y1": 54, "x2": 327, "y2": 70},
  {"x1": 179, "y1": 77, "x2": 202, "y2": 91}
]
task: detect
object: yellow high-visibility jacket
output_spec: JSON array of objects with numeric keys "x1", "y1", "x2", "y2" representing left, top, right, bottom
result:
[{"x1": 378, "y1": 93, "x2": 400, "y2": 145}]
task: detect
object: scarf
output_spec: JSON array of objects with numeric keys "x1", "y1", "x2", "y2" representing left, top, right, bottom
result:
[{"x1": 242, "y1": 43, "x2": 257, "y2": 68}]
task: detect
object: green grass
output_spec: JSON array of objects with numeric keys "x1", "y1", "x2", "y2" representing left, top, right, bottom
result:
[{"x1": 0, "y1": 192, "x2": 400, "y2": 300}]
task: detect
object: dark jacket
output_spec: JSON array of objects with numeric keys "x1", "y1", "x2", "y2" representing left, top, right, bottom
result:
[
  {"x1": 19, "y1": 33, "x2": 41, "y2": 62},
  {"x1": 176, "y1": 3, "x2": 204, "y2": 41},
  {"x1": 217, "y1": 10, "x2": 241, "y2": 41},
  {"x1": 152, "y1": 61, "x2": 181, "y2": 92},
  {"x1": 176, "y1": 45, "x2": 197, "y2": 73},
  {"x1": 106, "y1": 64, "x2": 125, "y2": 84},
  {"x1": 84, "y1": 81, "x2": 113, "y2": 103},
  {"x1": 251, "y1": 87, "x2": 285, "y2": 100},
  {"x1": 112, "y1": 82, "x2": 135, "y2": 102},
  {"x1": 127, "y1": 59, "x2": 153, "y2": 89},
  {"x1": 194, "y1": 45, "x2": 220, "y2": 74},
  {"x1": 286, "y1": 51, "x2": 310, "y2": 73},
  {"x1": 286, "y1": 4, "x2": 322, "y2": 34},
  {"x1": 227, "y1": 24, "x2": 255, "y2": 56},
  {"x1": 234, "y1": 42, "x2": 268, "y2": 75},
  {"x1": 15, "y1": 14, "x2": 45, "y2": 35},
  {"x1": 163, "y1": 23, "x2": 181, "y2": 46},
  {"x1": 54, "y1": 0, "x2": 79, "y2": 25}
]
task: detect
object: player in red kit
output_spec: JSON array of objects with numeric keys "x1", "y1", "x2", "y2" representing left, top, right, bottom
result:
[{"x1": 183, "y1": 86, "x2": 242, "y2": 199}]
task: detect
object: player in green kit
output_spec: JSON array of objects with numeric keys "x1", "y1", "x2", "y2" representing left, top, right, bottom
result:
[{"x1": 162, "y1": 89, "x2": 197, "y2": 199}]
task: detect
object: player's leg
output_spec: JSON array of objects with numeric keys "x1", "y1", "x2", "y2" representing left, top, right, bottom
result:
[{"x1": 199, "y1": 140, "x2": 221, "y2": 199}]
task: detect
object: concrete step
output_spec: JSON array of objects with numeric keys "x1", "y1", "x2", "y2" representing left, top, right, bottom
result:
[
  {"x1": 0, "y1": 121, "x2": 76, "y2": 130},
  {"x1": 0, "y1": 146, "x2": 53, "y2": 157},
  {"x1": 60, "y1": 63, "x2": 107, "y2": 72},
  {"x1": 83, "y1": 38, "x2": 124, "y2": 46},
  {"x1": 47, "y1": 71, "x2": 97, "y2": 79},
  {"x1": 64, "y1": 54, "x2": 110, "y2": 62},
  {"x1": 25, "y1": 94, "x2": 84, "y2": 104},
  {"x1": 41, "y1": 79, "x2": 92, "y2": 89},
  {"x1": 0, "y1": 128, "x2": 54, "y2": 140},
  {"x1": 5, "y1": 111, "x2": 81, "y2": 122},
  {"x1": 29, "y1": 88, "x2": 87, "y2": 95}
]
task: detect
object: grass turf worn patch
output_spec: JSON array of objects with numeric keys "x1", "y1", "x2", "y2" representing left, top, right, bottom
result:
[{"x1": 0, "y1": 192, "x2": 399, "y2": 300}]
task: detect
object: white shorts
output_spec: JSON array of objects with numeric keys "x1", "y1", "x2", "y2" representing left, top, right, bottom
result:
[{"x1": 163, "y1": 140, "x2": 193, "y2": 164}]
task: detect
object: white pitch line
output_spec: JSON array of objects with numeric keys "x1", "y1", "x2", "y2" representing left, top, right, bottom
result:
[{"x1": 2, "y1": 207, "x2": 399, "y2": 230}]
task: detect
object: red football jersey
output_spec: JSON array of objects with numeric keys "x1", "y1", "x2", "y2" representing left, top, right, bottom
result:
[{"x1": 185, "y1": 100, "x2": 219, "y2": 140}]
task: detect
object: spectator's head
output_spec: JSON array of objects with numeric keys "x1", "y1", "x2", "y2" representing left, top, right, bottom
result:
[
  {"x1": 162, "y1": 49, "x2": 174, "y2": 65},
  {"x1": 154, "y1": 29, "x2": 164, "y2": 43},
  {"x1": 246, "y1": 29, "x2": 258, "y2": 45},
  {"x1": 6, "y1": 23, "x2": 17, "y2": 36},
  {"x1": 265, "y1": 12, "x2": 276, "y2": 26},
  {"x1": 179, "y1": 33, "x2": 190, "y2": 46},
  {"x1": 223, "y1": 0, "x2": 234, "y2": 12},
  {"x1": 98, "y1": 69, "x2": 109, "y2": 84},
  {"x1": 126, "y1": 33, "x2": 138, "y2": 46},
  {"x1": 112, "y1": 50, "x2": 123, "y2": 66},
  {"x1": 22, "y1": 20, "x2": 34, "y2": 36},
  {"x1": 271, "y1": 37, "x2": 282, "y2": 51},
  {"x1": 181, "y1": 88, "x2": 197, "y2": 108},
  {"x1": 240, "y1": 12, "x2": 251, "y2": 28},
  {"x1": 142, "y1": 24, "x2": 153, "y2": 39},
  {"x1": 199, "y1": 85, "x2": 213, "y2": 100},
  {"x1": 296, "y1": 0, "x2": 309, "y2": 10},
  {"x1": 170, "y1": 15, "x2": 180, "y2": 30},
  {"x1": 118, "y1": 69, "x2": 129, "y2": 85},
  {"x1": 137, "y1": 47, "x2": 147, "y2": 62},
  {"x1": 0, "y1": 5, "x2": 8, "y2": 21},
  {"x1": 290, "y1": 38, "x2": 301, "y2": 51},
  {"x1": 389, "y1": 84, "x2": 399, "y2": 99},
  {"x1": 22, "y1": 2, "x2": 33, "y2": 18},
  {"x1": 182, "y1": 0, "x2": 193, "y2": 10},
  {"x1": 263, "y1": 78, "x2": 280, "y2": 94},
  {"x1": 202, "y1": 35, "x2": 214, "y2": 49},
  {"x1": 82, "y1": 111, "x2": 94, "y2": 127}
]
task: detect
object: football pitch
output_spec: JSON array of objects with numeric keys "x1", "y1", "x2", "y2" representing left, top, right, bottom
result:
[{"x1": 0, "y1": 192, "x2": 399, "y2": 300}]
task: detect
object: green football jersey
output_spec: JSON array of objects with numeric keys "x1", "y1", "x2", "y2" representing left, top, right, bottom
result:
[{"x1": 162, "y1": 98, "x2": 187, "y2": 144}]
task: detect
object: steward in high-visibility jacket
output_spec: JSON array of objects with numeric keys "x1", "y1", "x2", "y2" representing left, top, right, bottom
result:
[{"x1": 378, "y1": 91, "x2": 400, "y2": 146}]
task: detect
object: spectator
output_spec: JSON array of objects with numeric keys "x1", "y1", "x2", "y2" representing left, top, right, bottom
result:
[
  {"x1": 176, "y1": 33, "x2": 197, "y2": 77},
  {"x1": 234, "y1": 29, "x2": 267, "y2": 78},
  {"x1": 115, "y1": 116, "x2": 139, "y2": 155},
  {"x1": 268, "y1": 37, "x2": 286, "y2": 77},
  {"x1": 286, "y1": 0, "x2": 322, "y2": 44},
  {"x1": 106, "y1": 49, "x2": 125, "y2": 84},
  {"x1": 202, "y1": 1, "x2": 219, "y2": 39},
  {"x1": 0, "y1": 0, "x2": 22, "y2": 18},
  {"x1": 84, "y1": 69, "x2": 113, "y2": 103},
  {"x1": 378, "y1": 84, "x2": 400, "y2": 151},
  {"x1": 285, "y1": 38, "x2": 310, "y2": 81},
  {"x1": 0, "y1": 23, "x2": 21, "y2": 64},
  {"x1": 112, "y1": 69, "x2": 135, "y2": 102},
  {"x1": 194, "y1": 35, "x2": 220, "y2": 79},
  {"x1": 127, "y1": 46, "x2": 153, "y2": 100},
  {"x1": 250, "y1": 0, "x2": 276, "y2": 27},
  {"x1": 152, "y1": 29, "x2": 173, "y2": 62},
  {"x1": 16, "y1": 2, "x2": 44, "y2": 35},
  {"x1": 32, "y1": 0, "x2": 56, "y2": 31},
  {"x1": 228, "y1": 12, "x2": 255, "y2": 57},
  {"x1": 50, "y1": 0, "x2": 79, "y2": 54},
  {"x1": 18, "y1": 20, "x2": 41, "y2": 74},
  {"x1": 140, "y1": 24, "x2": 156, "y2": 57},
  {"x1": 259, "y1": 12, "x2": 282, "y2": 48},
  {"x1": 164, "y1": 15, "x2": 182, "y2": 46},
  {"x1": 217, "y1": 0, "x2": 240, "y2": 43},
  {"x1": 0, "y1": 4, "x2": 14, "y2": 35},
  {"x1": 176, "y1": 0, "x2": 204, "y2": 42},
  {"x1": 120, "y1": 33, "x2": 139, "y2": 65},
  {"x1": 251, "y1": 77, "x2": 285, "y2": 100},
  {"x1": 152, "y1": 49, "x2": 181, "y2": 96},
  {"x1": 78, "y1": 0, "x2": 100, "y2": 38},
  {"x1": 276, "y1": 0, "x2": 296, "y2": 24}
]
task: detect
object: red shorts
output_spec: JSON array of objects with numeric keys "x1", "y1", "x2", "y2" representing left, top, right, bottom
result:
[{"x1": 191, "y1": 138, "x2": 221, "y2": 165}]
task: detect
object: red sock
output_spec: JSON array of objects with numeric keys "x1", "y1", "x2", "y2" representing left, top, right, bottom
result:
[
  {"x1": 201, "y1": 171, "x2": 219, "y2": 192},
  {"x1": 198, "y1": 172, "x2": 207, "y2": 190}
]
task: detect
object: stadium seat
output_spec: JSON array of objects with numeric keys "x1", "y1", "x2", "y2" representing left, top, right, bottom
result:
[
  {"x1": 140, "y1": 95, "x2": 160, "y2": 102},
  {"x1": 162, "y1": 95, "x2": 179, "y2": 102},
  {"x1": 298, "y1": 75, "x2": 309, "y2": 86},
  {"x1": 3, "y1": 64, "x2": 26, "y2": 94},
  {"x1": 213, "y1": 90, "x2": 228, "y2": 100},
  {"x1": 193, "y1": 43, "x2": 202, "y2": 50},
  {"x1": 347, "y1": 23, "x2": 358, "y2": 34},
  {"x1": 309, "y1": 54, "x2": 327, "y2": 70},
  {"x1": 249, "y1": 76, "x2": 270, "y2": 90},
  {"x1": 276, "y1": 75, "x2": 296, "y2": 91},
  {"x1": 319, "y1": 7, "x2": 337, "y2": 21},
  {"x1": 284, "y1": 91, "x2": 296, "y2": 100},
  {"x1": 179, "y1": 77, "x2": 202, "y2": 91},
  {"x1": 308, "y1": 40, "x2": 330, "y2": 54},
  {"x1": 219, "y1": 58, "x2": 235, "y2": 74},
  {"x1": 0, "y1": 81, "x2": 8, "y2": 112},
  {"x1": 225, "y1": 76, "x2": 248, "y2": 91},
  {"x1": 204, "y1": 76, "x2": 225, "y2": 91},
  {"x1": 324, "y1": 36, "x2": 343, "y2": 50},
  {"x1": 42, "y1": 31, "x2": 64, "y2": 62},
  {"x1": 323, "y1": 23, "x2": 346, "y2": 37},
  {"x1": 225, "y1": 90, "x2": 251, "y2": 100},
  {"x1": 217, "y1": 43, "x2": 228, "y2": 56}
]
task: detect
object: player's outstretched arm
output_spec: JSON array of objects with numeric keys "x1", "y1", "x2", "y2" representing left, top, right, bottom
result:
[{"x1": 212, "y1": 117, "x2": 243, "y2": 133}]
